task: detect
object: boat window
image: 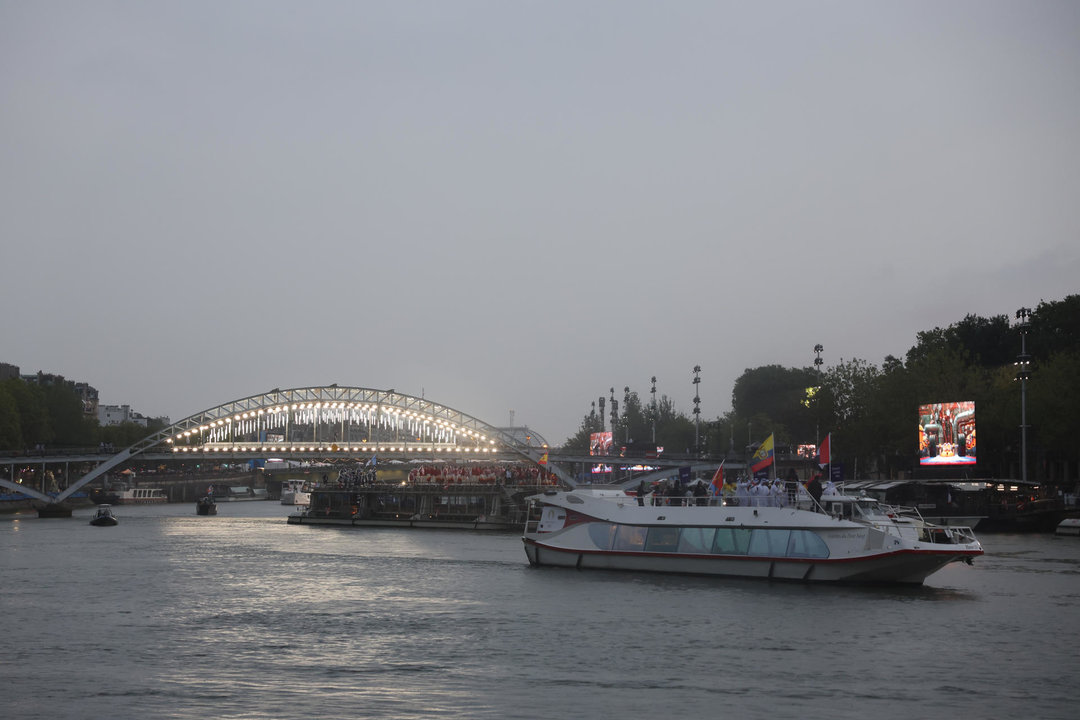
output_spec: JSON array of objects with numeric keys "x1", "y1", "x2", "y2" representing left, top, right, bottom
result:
[
  {"x1": 677, "y1": 527, "x2": 716, "y2": 554},
  {"x1": 613, "y1": 525, "x2": 647, "y2": 551},
  {"x1": 786, "y1": 530, "x2": 830, "y2": 559},
  {"x1": 853, "y1": 500, "x2": 883, "y2": 520},
  {"x1": 645, "y1": 527, "x2": 680, "y2": 552},
  {"x1": 748, "y1": 529, "x2": 791, "y2": 557},
  {"x1": 587, "y1": 523, "x2": 616, "y2": 550},
  {"x1": 713, "y1": 527, "x2": 751, "y2": 555},
  {"x1": 827, "y1": 502, "x2": 850, "y2": 518}
]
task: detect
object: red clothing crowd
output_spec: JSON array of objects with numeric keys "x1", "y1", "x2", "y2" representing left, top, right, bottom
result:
[{"x1": 407, "y1": 463, "x2": 556, "y2": 486}]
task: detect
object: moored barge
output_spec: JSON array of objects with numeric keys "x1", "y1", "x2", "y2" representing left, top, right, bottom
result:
[{"x1": 287, "y1": 464, "x2": 555, "y2": 530}]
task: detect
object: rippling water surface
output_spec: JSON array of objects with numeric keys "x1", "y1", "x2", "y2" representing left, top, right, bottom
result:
[{"x1": 3, "y1": 502, "x2": 1078, "y2": 719}]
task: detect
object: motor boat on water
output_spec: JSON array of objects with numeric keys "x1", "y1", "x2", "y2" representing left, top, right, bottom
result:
[
  {"x1": 89, "y1": 504, "x2": 119, "y2": 526},
  {"x1": 522, "y1": 489, "x2": 983, "y2": 585},
  {"x1": 196, "y1": 495, "x2": 218, "y2": 516}
]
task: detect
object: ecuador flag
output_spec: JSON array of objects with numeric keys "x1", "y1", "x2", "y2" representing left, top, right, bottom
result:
[{"x1": 750, "y1": 434, "x2": 775, "y2": 473}]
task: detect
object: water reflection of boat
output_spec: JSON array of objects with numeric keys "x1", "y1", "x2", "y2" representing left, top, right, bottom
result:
[
  {"x1": 522, "y1": 489, "x2": 983, "y2": 585},
  {"x1": 89, "y1": 504, "x2": 118, "y2": 526},
  {"x1": 195, "y1": 496, "x2": 218, "y2": 516}
]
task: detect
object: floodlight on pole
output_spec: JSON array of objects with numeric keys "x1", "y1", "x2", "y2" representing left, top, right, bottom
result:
[
  {"x1": 1014, "y1": 308, "x2": 1032, "y2": 484},
  {"x1": 692, "y1": 365, "x2": 702, "y2": 454},
  {"x1": 814, "y1": 344, "x2": 824, "y2": 447},
  {"x1": 650, "y1": 376, "x2": 657, "y2": 444}
]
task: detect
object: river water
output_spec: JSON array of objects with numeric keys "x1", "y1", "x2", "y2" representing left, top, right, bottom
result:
[{"x1": 2, "y1": 501, "x2": 1078, "y2": 719}]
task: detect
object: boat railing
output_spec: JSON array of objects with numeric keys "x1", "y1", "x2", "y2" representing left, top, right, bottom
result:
[{"x1": 915, "y1": 524, "x2": 978, "y2": 545}]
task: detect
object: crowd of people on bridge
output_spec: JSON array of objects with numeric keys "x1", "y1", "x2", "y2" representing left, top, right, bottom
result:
[{"x1": 407, "y1": 463, "x2": 556, "y2": 487}]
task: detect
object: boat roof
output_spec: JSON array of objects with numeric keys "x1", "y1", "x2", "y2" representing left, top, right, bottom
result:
[{"x1": 532, "y1": 489, "x2": 860, "y2": 528}]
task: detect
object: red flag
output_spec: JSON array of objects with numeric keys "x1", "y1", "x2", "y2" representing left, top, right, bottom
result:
[
  {"x1": 710, "y1": 462, "x2": 724, "y2": 494},
  {"x1": 818, "y1": 433, "x2": 831, "y2": 467}
]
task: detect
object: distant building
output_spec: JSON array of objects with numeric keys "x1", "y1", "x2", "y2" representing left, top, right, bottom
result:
[
  {"x1": 15, "y1": 369, "x2": 99, "y2": 418},
  {"x1": 2, "y1": 362, "x2": 164, "y2": 425},
  {"x1": 74, "y1": 382, "x2": 99, "y2": 417},
  {"x1": 97, "y1": 404, "x2": 169, "y2": 428}
]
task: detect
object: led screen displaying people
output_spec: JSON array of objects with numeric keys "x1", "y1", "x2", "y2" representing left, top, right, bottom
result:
[{"x1": 919, "y1": 401, "x2": 976, "y2": 466}]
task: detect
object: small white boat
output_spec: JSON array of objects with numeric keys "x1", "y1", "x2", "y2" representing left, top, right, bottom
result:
[
  {"x1": 1055, "y1": 518, "x2": 1080, "y2": 536},
  {"x1": 114, "y1": 487, "x2": 167, "y2": 505},
  {"x1": 280, "y1": 479, "x2": 312, "y2": 506},
  {"x1": 523, "y1": 489, "x2": 983, "y2": 585}
]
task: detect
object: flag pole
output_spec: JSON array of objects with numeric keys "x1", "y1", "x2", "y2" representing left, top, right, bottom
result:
[
  {"x1": 829, "y1": 433, "x2": 833, "y2": 484},
  {"x1": 772, "y1": 431, "x2": 777, "y2": 482}
]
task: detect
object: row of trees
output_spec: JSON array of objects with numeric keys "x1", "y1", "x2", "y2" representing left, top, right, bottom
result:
[
  {"x1": 0, "y1": 379, "x2": 165, "y2": 452},
  {"x1": 560, "y1": 295, "x2": 1080, "y2": 485}
]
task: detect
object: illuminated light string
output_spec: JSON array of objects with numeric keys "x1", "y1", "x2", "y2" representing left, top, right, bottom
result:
[{"x1": 175, "y1": 402, "x2": 493, "y2": 448}]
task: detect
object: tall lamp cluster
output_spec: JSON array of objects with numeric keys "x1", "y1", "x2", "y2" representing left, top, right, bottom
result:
[{"x1": 1014, "y1": 308, "x2": 1032, "y2": 483}]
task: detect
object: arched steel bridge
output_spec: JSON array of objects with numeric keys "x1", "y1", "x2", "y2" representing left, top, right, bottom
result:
[{"x1": 0, "y1": 386, "x2": 571, "y2": 505}]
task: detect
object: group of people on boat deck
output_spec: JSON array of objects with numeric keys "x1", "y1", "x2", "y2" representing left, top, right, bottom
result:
[
  {"x1": 635, "y1": 479, "x2": 711, "y2": 506},
  {"x1": 724, "y1": 472, "x2": 838, "y2": 509},
  {"x1": 634, "y1": 473, "x2": 839, "y2": 509}
]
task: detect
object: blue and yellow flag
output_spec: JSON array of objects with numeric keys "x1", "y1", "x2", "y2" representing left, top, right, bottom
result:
[{"x1": 750, "y1": 434, "x2": 775, "y2": 473}]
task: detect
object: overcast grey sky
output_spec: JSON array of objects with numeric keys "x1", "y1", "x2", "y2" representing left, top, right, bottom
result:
[{"x1": 2, "y1": 1, "x2": 1078, "y2": 444}]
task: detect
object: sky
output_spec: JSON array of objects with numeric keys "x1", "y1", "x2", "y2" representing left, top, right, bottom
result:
[{"x1": 2, "y1": 1, "x2": 1078, "y2": 445}]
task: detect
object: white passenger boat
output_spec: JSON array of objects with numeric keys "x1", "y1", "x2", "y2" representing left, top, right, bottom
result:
[
  {"x1": 280, "y1": 479, "x2": 312, "y2": 506},
  {"x1": 1055, "y1": 518, "x2": 1080, "y2": 536},
  {"x1": 522, "y1": 489, "x2": 983, "y2": 585},
  {"x1": 114, "y1": 487, "x2": 167, "y2": 505}
]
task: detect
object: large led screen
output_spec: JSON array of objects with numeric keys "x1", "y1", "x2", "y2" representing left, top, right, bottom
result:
[
  {"x1": 919, "y1": 401, "x2": 976, "y2": 466},
  {"x1": 590, "y1": 432, "x2": 613, "y2": 456}
]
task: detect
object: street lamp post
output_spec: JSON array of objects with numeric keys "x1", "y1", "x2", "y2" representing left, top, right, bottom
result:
[
  {"x1": 814, "y1": 344, "x2": 824, "y2": 448},
  {"x1": 1014, "y1": 308, "x2": 1032, "y2": 483},
  {"x1": 692, "y1": 366, "x2": 701, "y2": 455},
  {"x1": 650, "y1": 376, "x2": 657, "y2": 444}
]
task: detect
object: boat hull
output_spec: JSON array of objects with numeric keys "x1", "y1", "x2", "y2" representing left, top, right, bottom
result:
[
  {"x1": 523, "y1": 538, "x2": 966, "y2": 585},
  {"x1": 280, "y1": 491, "x2": 311, "y2": 506},
  {"x1": 288, "y1": 513, "x2": 517, "y2": 531}
]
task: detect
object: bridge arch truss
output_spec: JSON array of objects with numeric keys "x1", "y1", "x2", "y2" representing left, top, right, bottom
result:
[{"x1": 53, "y1": 386, "x2": 563, "y2": 503}]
